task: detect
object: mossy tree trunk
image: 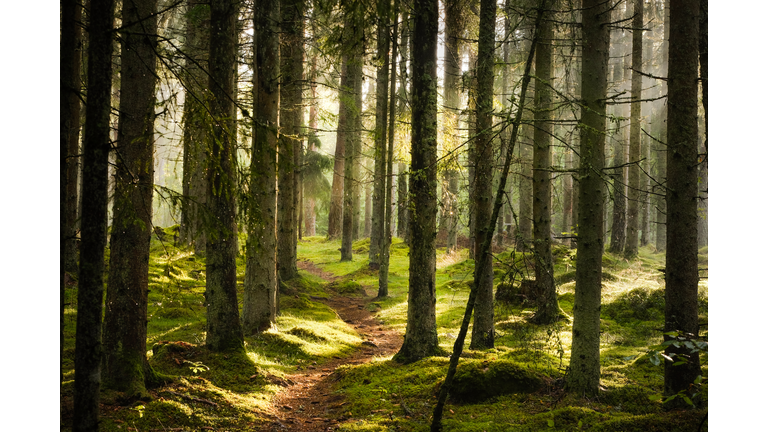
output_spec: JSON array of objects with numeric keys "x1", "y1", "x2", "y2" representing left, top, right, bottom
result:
[
  {"x1": 369, "y1": 0, "x2": 391, "y2": 269},
  {"x1": 394, "y1": 0, "x2": 441, "y2": 364},
  {"x1": 180, "y1": 0, "x2": 210, "y2": 255},
  {"x1": 443, "y1": 0, "x2": 464, "y2": 254},
  {"x1": 328, "y1": 53, "x2": 348, "y2": 240},
  {"x1": 531, "y1": 3, "x2": 559, "y2": 324},
  {"x1": 103, "y1": 0, "x2": 160, "y2": 401},
  {"x1": 664, "y1": 0, "x2": 702, "y2": 403},
  {"x1": 342, "y1": 46, "x2": 363, "y2": 262},
  {"x1": 73, "y1": 0, "x2": 115, "y2": 428},
  {"x1": 567, "y1": 0, "x2": 610, "y2": 396},
  {"x1": 624, "y1": 0, "x2": 644, "y2": 258},
  {"x1": 205, "y1": 0, "x2": 244, "y2": 353},
  {"x1": 277, "y1": 0, "x2": 303, "y2": 280},
  {"x1": 469, "y1": 0, "x2": 497, "y2": 351},
  {"x1": 243, "y1": 0, "x2": 280, "y2": 335}
]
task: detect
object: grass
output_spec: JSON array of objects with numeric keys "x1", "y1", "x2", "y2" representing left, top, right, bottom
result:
[{"x1": 61, "y1": 229, "x2": 708, "y2": 431}]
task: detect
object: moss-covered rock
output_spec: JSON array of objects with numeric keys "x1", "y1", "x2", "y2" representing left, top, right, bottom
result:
[{"x1": 450, "y1": 360, "x2": 543, "y2": 402}]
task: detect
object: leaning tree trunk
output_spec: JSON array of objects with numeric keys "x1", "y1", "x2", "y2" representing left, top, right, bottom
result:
[
  {"x1": 243, "y1": 0, "x2": 279, "y2": 335},
  {"x1": 567, "y1": 0, "x2": 610, "y2": 396},
  {"x1": 664, "y1": 0, "x2": 702, "y2": 405},
  {"x1": 73, "y1": 0, "x2": 115, "y2": 429},
  {"x1": 469, "y1": 0, "x2": 497, "y2": 351},
  {"x1": 103, "y1": 0, "x2": 160, "y2": 401},
  {"x1": 205, "y1": 0, "x2": 244, "y2": 353},
  {"x1": 393, "y1": 0, "x2": 441, "y2": 364}
]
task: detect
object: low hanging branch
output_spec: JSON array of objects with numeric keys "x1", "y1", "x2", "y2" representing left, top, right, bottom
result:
[{"x1": 429, "y1": 4, "x2": 545, "y2": 431}]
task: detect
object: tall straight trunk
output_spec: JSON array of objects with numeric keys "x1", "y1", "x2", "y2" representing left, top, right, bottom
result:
[
  {"x1": 697, "y1": 0, "x2": 708, "y2": 248},
  {"x1": 364, "y1": 158, "x2": 373, "y2": 237},
  {"x1": 180, "y1": 0, "x2": 210, "y2": 253},
  {"x1": 328, "y1": 54, "x2": 349, "y2": 240},
  {"x1": 379, "y1": 1, "x2": 400, "y2": 297},
  {"x1": 469, "y1": 0, "x2": 497, "y2": 351},
  {"x1": 466, "y1": 48, "x2": 477, "y2": 259},
  {"x1": 625, "y1": 0, "x2": 644, "y2": 257},
  {"x1": 396, "y1": 13, "x2": 411, "y2": 241},
  {"x1": 62, "y1": 0, "x2": 82, "y2": 276},
  {"x1": 567, "y1": 0, "x2": 610, "y2": 396},
  {"x1": 351, "y1": 68, "x2": 363, "y2": 241},
  {"x1": 61, "y1": 0, "x2": 81, "y2": 399},
  {"x1": 608, "y1": 46, "x2": 626, "y2": 254},
  {"x1": 640, "y1": 132, "x2": 651, "y2": 246},
  {"x1": 73, "y1": 0, "x2": 115, "y2": 428},
  {"x1": 278, "y1": 0, "x2": 303, "y2": 280},
  {"x1": 517, "y1": 35, "x2": 533, "y2": 251},
  {"x1": 103, "y1": 0, "x2": 159, "y2": 400},
  {"x1": 531, "y1": 4, "x2": 559, "y2": 324},
  {"x1": 444, "y1": 0, "x2": 463, "y2": 253},
  {"x1": 369, "y1": 0, "x2": 391, "y2": 268},
  {"x1": 205, "y1": 0, "x2": 244, "y2": 353},
  {"x1": 305, "y1": 57, "x2": 318, "y2": 237},
  {"x1": 562, "y1": 146, "x2": 573, "y2": 246},
  {"x1": 394, "y1": 0, "x2": 440, "y2": 364},
  {"x1": 655, "y1": 0, "x2": 669, "y2": 252},
  {"x1": 664, "y1": 0, "x2": 701, "y2": 402},
  {"x1": 342, "y1": 49, "x2": 363, "y2": 261},
  {"x1": 243, "y1": 0, "x2": 279, "y2": 335}
]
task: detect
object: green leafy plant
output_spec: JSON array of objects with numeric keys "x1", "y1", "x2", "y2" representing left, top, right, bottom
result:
[
  {"x1": 647, "y1": 331, "x2": 708, "y2": 407},
  {"x1": 183, "y1": 360, "x2": 210, "y2": 374}
]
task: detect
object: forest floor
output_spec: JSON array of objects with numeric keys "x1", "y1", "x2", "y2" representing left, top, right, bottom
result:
[
  {"x1": 60, "y1": 231, "x2": 709, "y2": 431},
  {"x1": 259, "y1": 260, "x2": 403, "y2": 431}
]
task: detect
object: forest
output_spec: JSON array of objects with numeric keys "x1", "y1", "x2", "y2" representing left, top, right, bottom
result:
[{"x1": 59, "y1": 0, "x2": 713, "y2": 430}]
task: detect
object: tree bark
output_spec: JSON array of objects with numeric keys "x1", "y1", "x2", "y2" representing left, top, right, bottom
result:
[
  {"x1": 180, "y1": 1, "x2": 210, "y2": 254},
  {"x1": 103, "y1": 0, "x2": 160, "y2": 401},
  {"x1": 624, "y1": 0, "x2": 644, "y2": 257},
  {"x1": 277, "y1": 0, "x2": 303, "y2": 280},
  {"x1": 655, "y1": 0, "x2": 669, "y2": 252},
  {"x1": 469, "y1": 0, "x2": 497, "y2": 351},
  {"x1": 243, "y1": 0, "x2": 280, "y2": 335},
  {"x1": 567, "y1": 0, "x2": 610, "y2": 396},
  {"x1": 393, "y1": 0, "x2": 440, "y2": 364},
  {"x1": 664, "y1": 0, "x2": 702, "y2": 403},
  {"x1": 531, "y1": 4, "x2": 559, "y2": 324},
  {"x1": 73, "y1": 0, "x2": 115, "y2": 428},
  {"x1": 341, "y1": 48, "x2": 363, "y2": 261},
  {"x1": 328, "y1": 54, "x2": 348, "y2": 240},
  {"x1": 443, "y1": 0, "x2": 463, "y2": 254},
  {"x1": 697, "y1": 0, "x2": 708, "y2": 248},
  {"x1": 205, "y1": 0, "x2": 244, "y2": 353}
]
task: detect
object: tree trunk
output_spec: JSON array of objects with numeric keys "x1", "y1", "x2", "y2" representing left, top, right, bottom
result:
[
  {"x1": 368, "y1": 0, "x2": 391, "y2": 268},
  {"x1": 73, "y1": 0, "x2": 115, "y2": 428},
  {"x1": 180, "y1": 1, "x2": 210, "y2": 254},
  {"x1": 397, "y1": 162, "x2": 409, "y2": 238},
  {"x1": 624, "y1": 0, "x2": 644, "y2": 257},
  {"x1": 567, "y1": 0, "x2": 610, "y2": 396},
  {"x1": 277, "y1": 0, "x2": 303, "y2": 281},
  {"x1": 243, "y1": 0, "x2": 279, "y2": 335},
  {"x1": 655, "y1": 0, "x2": 669, "y2": 252},
  {"x1": 305, "y1": 57, "x2": 318, "y2": 237},
  {"x1": 469, "y1": 0, "x2": 497, "y2": 351},
  {"x1": 103, "y1": 0, "x2": 159, "y2": 401},
  {"x1": 608, "y1": 38, "x2": 626, "y2": 254},
  {"x1": 61, "y1": 1, "x2": 81, "y2": 402},
  {"x1": 444, "y1": 0, "x2": 463, "y2": 254},
  {"x1": 664, "y1": 0, "x2": 702, "y2": 403},
  {"x1": 531, "y1": 5, "x2": 559, "y2": 324},
  {"x1": 205, "y1": 0, "x2": 244, "y2": 353},
  {"x1": 342, "y1": 48, "x2": 363, "y2": 261},
  {"x1": 328, "y1": 54, "x2": 348, "y2": 240},
  {"x1": 393, "y1": 0, "x2": 440, "y2": 364},
  {"x1": 697, "y1": 0, "x2": 708, "y2": 248}
]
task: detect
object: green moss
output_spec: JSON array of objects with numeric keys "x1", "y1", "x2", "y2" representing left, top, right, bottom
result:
[
  {"x1": 603, "y1": 287, "x2": 665, "y2": 322},
  {"x1": 450, "y1": 360, "x2": 543, "y2": 402}
]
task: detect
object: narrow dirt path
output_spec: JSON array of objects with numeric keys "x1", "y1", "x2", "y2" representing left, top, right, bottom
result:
[{"x1": 259, "y1": 260, "x2": 403, "y2": 431}]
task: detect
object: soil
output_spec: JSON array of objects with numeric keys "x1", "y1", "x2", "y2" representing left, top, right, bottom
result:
[{"x1": 258, "y1": 260, "x2": 403, "y2": 431}]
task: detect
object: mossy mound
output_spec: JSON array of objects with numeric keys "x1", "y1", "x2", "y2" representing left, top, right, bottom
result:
[
  {"x1": 603, "y1": 287, "x2": 665, "y2": 322},
  {"x1": 352, "y1": 237, "x2": 370, "y2": 254},
  {"x1": 155, "y1": 307, "x2": 196, "y2": 319},
  {"x1": 287, "y1": 326, "x2": 328, "y2": 342},
  {"x1": 450, "y1": 359, "x2": 543, "y2": 403},
  {"x1": 329, "y1": 280, "x2": 367, "y2": 296}
]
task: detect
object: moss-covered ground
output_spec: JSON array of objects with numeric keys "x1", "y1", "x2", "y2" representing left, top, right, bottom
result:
[{"x1": 61, "y1": 229, "x2": 708, "y2": 431}]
